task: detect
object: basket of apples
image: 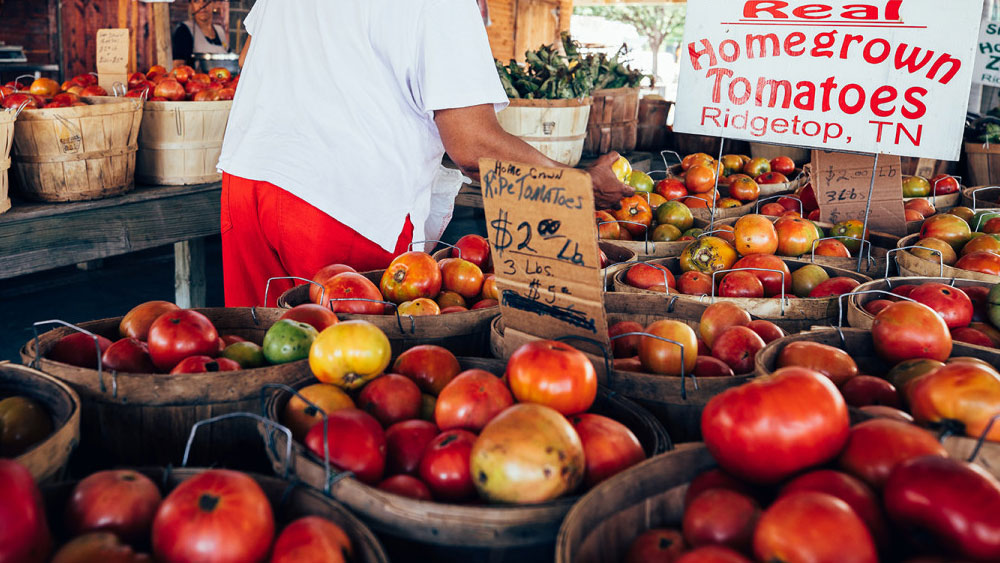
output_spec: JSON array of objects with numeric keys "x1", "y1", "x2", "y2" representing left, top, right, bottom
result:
[
  {"x1": 0, "y1": 75, "x2": 142, "y2": 202},
  {"x1": 121, "y1": 64, "x2": 237, "y2": 186},
  {"x1": 257, "y1": 322, "x2": 668, "y2": 557}
]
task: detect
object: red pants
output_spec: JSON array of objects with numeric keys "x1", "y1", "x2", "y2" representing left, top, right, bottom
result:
[{"x1": 221, "y1": 173, "x2": 414, "y2": 307}]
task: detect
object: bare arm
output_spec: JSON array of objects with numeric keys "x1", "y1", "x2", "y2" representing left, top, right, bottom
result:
[
  {"x1": 239, "y1": 36, "x2": 251, "y2": 68},
  {"x1": 434, "y1": 104, "x2": 633, "y2": 210}
]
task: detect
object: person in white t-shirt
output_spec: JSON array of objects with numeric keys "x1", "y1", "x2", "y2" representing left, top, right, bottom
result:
[{"x1": 217, "y1": 0, "x2": 633, "y2": 307}]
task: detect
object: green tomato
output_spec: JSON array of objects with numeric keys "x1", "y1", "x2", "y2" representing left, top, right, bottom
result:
[{"x1": 262, "y1": 319, "x2": 318, "y2": 365}]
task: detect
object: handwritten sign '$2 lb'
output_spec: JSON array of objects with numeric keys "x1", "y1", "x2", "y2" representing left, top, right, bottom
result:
[{"x1": 478, "y1": 159, "x2": 609, "y2": 355}]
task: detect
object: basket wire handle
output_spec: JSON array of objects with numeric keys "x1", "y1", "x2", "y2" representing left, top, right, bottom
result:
[
  {"x1": 969, "y1": 185, "x2": 1000, "y2": 211},
  {"x1": 835, "y1": 290, "x2": 917, "y2": 347},
  {"x1": 553, "y1": 335, "x2": 613, "y2": 387},
  {"x1": 111, "y1": 82, "x2": 127, "y2": 97},
  {"x1": 182, "y1": 412, "x2": 293, "y2": 479},
  {"x1": 259, "y1": 383, "x2": 336, "y2": 493},
  {"x1": 660, "y1": 150, "x2": 682, "y2": 170},
  {"x1": 967, "y1": 412, "x2": 1000, "y2": 464},
  {"x1": 755, "y1": 194, "x2": 803, "y2": 215},
  {"x1": 32, "y1": 319, "x2": 114, "y2": 396},
  {"x1": 408, "y1": 239, "x2": 460, "y2": 258},
  {"x1": 598, "y1": 220, "x2": 651, "y2": 256},
  {"x1": 886, "y1": 246, "x2": 944, "y2": 279},
  {"x1": 328, "y1": 298, "x2": 414, "y2": 334},
  {"x1": 14, "y1": 74, "x2": 34, "y2": 88},
  {"x1": 710, "y1": 267, "x2": 789, "y2": 316},
  {"x1": 610, "y1": 331, "x2": 695, "y2": 399},
  {"x1": 264, "y1": 276, "x2": 324, "y2": 310},
  {"x1": 810, "y1": 236, "x2": 874, "y2": 273},
  {"x1": 11, "y1": 98, "x2": 31, "y2": 119}
]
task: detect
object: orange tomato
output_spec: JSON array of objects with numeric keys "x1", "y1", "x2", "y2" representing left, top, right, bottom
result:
[
  {"x1": 733, "y1": 215, "x2": 779, "y2": 256},
  {"x1": 716, "y1": 197, "x2": 743, "y2": 209},
  {"x1": 612, "y1": 196, "x2": 653, "y2": 237},
  {"x1": 728, "y1": 174, "x2": 760, "y2": 202},
  {"x1": 595, "y1": 210, "x2": 620, "y2": 240},
  {"x1": 686, "y1": 164, "x2": 718, "y2": 194},
  {"x1": 682, "y1": 153, "x2": 714, "y2": 171}
]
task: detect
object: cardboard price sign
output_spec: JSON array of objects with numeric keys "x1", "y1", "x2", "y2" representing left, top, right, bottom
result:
[
  {"x1": 812, "y1": 150, "x2": 907, "y2": 236},
  {"x1": 478, "y1": 159, "x2": 609, "y2": 354},
  {"x1": 674, "y1": 0, "x2": 982, "y2": 160},
  {"x1": 96, "y1": 28, "x2": 130, "y2": 93}
]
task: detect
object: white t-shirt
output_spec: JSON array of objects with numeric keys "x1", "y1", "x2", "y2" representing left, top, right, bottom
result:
[{"x1": 217, "y1": 0, "x2": 508, "y2": 251}]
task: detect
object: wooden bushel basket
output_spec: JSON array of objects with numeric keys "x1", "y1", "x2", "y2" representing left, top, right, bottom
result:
[
  {"x1": 962, "y1": 184, "x2": 1000, "y2": 209},
  {"x1": 20, "y1": 308, "x2": 312, "y2": 469},
  {"x1": 42, "y1": 467, "x2": 390, "y2": 563},
  {"x1": 847, "y1": 276, "x2": 995, "y2": 332},
  {"x1": 583, "y1": 87, "x2": 639, "y2": 156},
  {"x1": 749, "y1": 141, "x2": 810, "y2": 165},
  {"x1": 556, "y1": 443, "x2": 715, "y2": 563},
  {"x1": 136, "y1": 100, "x2": 233, "y2": 185},
  {"x1": 610, "y1": 257, "x2": 872, "y2": 332},
  {"x1": 1, "y1": 362, "x2": 80, "y2": 483},
  {"x1": 755, "y1": 328, "x2": 1000, "y2": 477},
  {"x1": 0, "y1": 109, "x2": 13, "y2": 214},
  {"x1": 11, "y1": 97, "x2": 143, "y2": 202},
  {"x1": 964, "y1": 142, "x2": 1000, "y2": 187},
  {"x1": 259, "y1": 357, "x2": 669, "y2": 561},
  {"x1": 636, "y1": 97, "x2": 671, "y2": 152},
  {"x1": 497, "y1": 97, "x2": 592, "y2": 167},
  {"x1": 895, "y1": 232, "x2": 1000, "y2": 283}
]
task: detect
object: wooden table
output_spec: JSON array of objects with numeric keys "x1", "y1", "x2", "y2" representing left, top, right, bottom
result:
[{"x1": 0, "y1": 183, "x2": 221, "y2": 307}]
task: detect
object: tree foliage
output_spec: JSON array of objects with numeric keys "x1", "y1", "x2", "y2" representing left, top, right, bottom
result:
[{"x1": 574, "y1": 4, "x2": 687, "y2": 70}]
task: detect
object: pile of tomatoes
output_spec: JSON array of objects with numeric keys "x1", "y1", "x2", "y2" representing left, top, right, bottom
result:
[
  {"x1": 626, "y1": 358, "x2": 1000, "y2": 562},
  {"x1": 307, "y1": 234, "x2": 498, "y2": 316},
  {"x1": 0, "y1": 459, "x2": 355, "y2": 562},
  {"x1": 608, "y1": 302, "x2": 785, "y2": 377},
  {"x1": 860, "y1": 281, "x2": 1000, "y2": 350},
  {"x1": 619, "y1": 213, "x2": 865, "y2": 300},
  {"x1": 126, "y1": 64, "x2": 238, "y2": 102},
  {"x1": 44, "y1": 300, "x2": 332, "y2": 375},
  {"x1": 0, "y1": 75, "x2": 102, "y2": 110},
  {"x1": 913, "y1": 212, "x2": 1000, "y2": 276},
  {"x1": 285, "y1": 320, "x2": 647, "y2": 504}
]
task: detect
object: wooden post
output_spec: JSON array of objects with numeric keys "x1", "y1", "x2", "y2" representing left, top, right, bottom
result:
[
  {"x1": 174, "y1": 238, "x2": 206, "y2": 308},
  {"x1": 151, "y1": 2, "x2": 172, "y2": 67}
]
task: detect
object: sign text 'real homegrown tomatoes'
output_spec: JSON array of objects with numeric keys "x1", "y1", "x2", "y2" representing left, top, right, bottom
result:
[{"x1": 674, "y1": 1, "x2": 982, "y2": 160}]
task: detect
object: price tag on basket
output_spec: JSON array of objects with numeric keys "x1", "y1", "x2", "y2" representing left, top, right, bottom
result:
[
  {"x1": 96, "y1": 28, "x2": 130, "y2": 93},
  {"x1": 479, "y1": 158, "x2": 609, "y2": 356},
  {"x1": 813, "y1": 150, "x2": 907, "y2": 236}
]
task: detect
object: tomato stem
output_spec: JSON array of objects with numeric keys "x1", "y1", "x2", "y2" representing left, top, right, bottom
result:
[{"x1": 198, "y1": 493, "x2": 220, "y2": 512}]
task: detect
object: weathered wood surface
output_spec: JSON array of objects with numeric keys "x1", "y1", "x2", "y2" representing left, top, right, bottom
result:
[{"x1": 0, "y1": 182, "x2": 220, "y2": 280}]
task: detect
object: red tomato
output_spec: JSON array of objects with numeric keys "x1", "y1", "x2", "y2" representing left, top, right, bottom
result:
[
  {"x1": 808, "y1": 276, "x2": 861, "y2": 298},
  {"x1": 505, "y1": 341, "x2": 597, "y2": 415},
  {"x1": 120, "y1": 300, "x2": 180, "y2": 340},
  {"x1": 929, "y1": 174, "x2": 960, "y2": 195},
  {"x1": 776, "y1": 341, "x2": 858, "y2": 386},
  {"x1": 609, "y1": 321, "x2": 644, "y2": 358},
  {"x1": 859, "y1": 405, "x2": 914, "y2": 423},
  {"x1": 279, "y1": 304, "x2": 339, "y2": 332},
  {"x1": 840, "y1": 375, "x2": 900, "y2": 408},
  {"x1": 837, "y1": 418, "x2": 947, "y2": 489},
  {"x1": 0, "y1": 459, "x2": 51, "y2": 563},
  {"x1": 746, "y1": 319, "x2": 784, "y2": 343},
  {"x1": 452, "y1": 234, "x2": 491, "y2": 269},
  {"x1": 770, "y1": 156, "x2": 796, "y2": 175},
  {"x1": 305, "y1": 408, "x2": 386, "y2": 484},
  {"x1": 270, "y1": 516, "x2": 351, "y2": 563},
  {"x1": 440, "y1": 258, "x2": 485, "y2": 299},
  {"x1": 699, "y1": 302, "x2": 751, "y2": 348},
  {"x1": 701, "y1": 367, "x2": 849, "y2": 484},
  {"x1": 778, "y1": 469, "x2": 888, "y2": 548},
  {"x1": 169, "y1": 355, "x2": 240, "y2": 375},
  {"x1": 418, "y1": 430, "x2": 477, "y2": 502},
  {"x1": 102, "y1": 338, "x2": 156, "y2": 373},
  {"x1": 731, "y1": 254, "x2": 792, "y2": 296},
  {"x1": 66, "y1": 470, "x2": 162, "y2": 545},
  {"x1": 693, "y1": 356, "x2": 736, "y2": 378},
  {"x1": 710, "y1": 326, "x2": 765, "y2": 375},
  {"x1": 625, "y1": 263, "x2": 676, "y2": 291},
  {"x1": 392, "y1": 345, "x2": 461, "y2": 396},
  {"x1": 152, "y1": 469, "x2": 274, "y2": 563},
  {"x1": 676, "y1": 546, "x2": 752, "y2": 563},
  {"x1": 884, "y1": 455, "x2": 1000, "y2": 562},
  {"x1": 357, "y1": 374, "x2": 422, "y2": 427},
  {"x1": 384, "y1": 419, "x2": 438, "y2": 476},
  {"x1": 624, "y1": 529, "x2": 686, "y2": 563},
  {"x1": 684, "y1": 468, "x2": 758, "y2": 508},
  {"x1": 753, "y1": 491, "x2": 877, "y2": 563},
  {"x1": 683, "y1": 488, "x2": 759, "y2": 552},
  {"x1": 434, "y1": 369, "x2": 513, "y2": 432},
  {"x1": 569, "y1": 413, "x2": 645, "y2": 487},
  {"x1": 639, "y1": 320, "x2": 699, "y2": 377},
  {"x1": 380, "y1": 251, "x2": 442, "y2": 304},
  {"x1": 907, "y1": 283, "x2": 973, "y2": 329},
  {"x1": 48, "y1": 332, "x2": 113, "y2": 369},
  {"x1": 377, "y1": 475, "x2": 433, "y2": 501},
  {"x1": 147, "y1": 310, "x2": 219, "y2": 372},
  {"x1": 872, "y1": 301, "x2": 953, "y2": 364},
  {"x1": 324, "y1": 272, "x2": 384, "y2": 315},
  {"x1": 310, "y1": 264, "x2": 357, "y2": 305},
  {"x1": 718, "y1": 271, "x2": 764, "y2": 298}
]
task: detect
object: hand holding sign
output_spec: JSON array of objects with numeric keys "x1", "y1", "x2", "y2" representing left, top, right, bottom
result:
[{"x1": 479, "y1": 158, "x2": 609, "y2": 355}]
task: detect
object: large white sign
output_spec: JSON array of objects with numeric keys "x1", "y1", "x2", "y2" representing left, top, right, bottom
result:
[
  {"x1": 974, "y1": 17, "x2": 1000, "y2": 85},
  {"x1": 674, "y1": 1, "x2": 983, "y2": 160}
]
